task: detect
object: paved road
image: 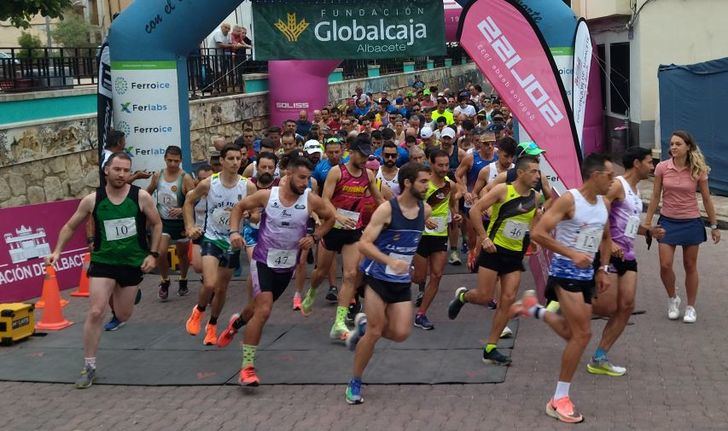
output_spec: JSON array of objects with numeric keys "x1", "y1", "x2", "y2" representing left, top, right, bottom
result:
[{"x1": 2, "y1": 238, "x2": 728, "y2": 431}]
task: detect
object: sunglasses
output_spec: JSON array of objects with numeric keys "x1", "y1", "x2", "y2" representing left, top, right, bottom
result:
[
  {"x1": 383, "y1": 153, "x2": 398, "y2": 159},
  {"x1": 325, "y1": 137, "x2": 341, "y2": 144}
]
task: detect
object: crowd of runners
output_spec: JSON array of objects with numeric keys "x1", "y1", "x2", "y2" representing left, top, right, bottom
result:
[{"x1": 47, "y1": 83, "x2": 720, "y2": 424}]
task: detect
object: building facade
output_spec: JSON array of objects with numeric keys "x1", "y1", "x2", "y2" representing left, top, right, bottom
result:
[{"x1": 572, "y1": 0, "x2": 728, "y2": 153}]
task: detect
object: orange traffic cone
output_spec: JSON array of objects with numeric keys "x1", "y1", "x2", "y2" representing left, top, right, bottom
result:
[
  {"x1": 36, "y1": 265, "x2": 73, "y2": 331},
  {"x1": 70, "y1": 253, "x2": 90, "y2": 297}
]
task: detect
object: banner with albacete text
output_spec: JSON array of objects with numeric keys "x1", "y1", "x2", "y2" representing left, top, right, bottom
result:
[{"x1": 252, "y1": 0, "x2": 446, "y2": 60}]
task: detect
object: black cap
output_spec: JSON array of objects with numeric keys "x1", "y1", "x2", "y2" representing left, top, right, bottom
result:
[{"x1": 351, "y1": 136, "x2": 373, "y2": 156}]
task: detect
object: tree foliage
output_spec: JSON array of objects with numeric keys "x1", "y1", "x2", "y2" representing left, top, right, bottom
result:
[
  {"x1": 52, "y1": 11, "x2": 96, "y2": 47},
  {"x1": 1, "y1": 0, "x2": 73, "y2": 29},
  {"x1": 16, "y1": 31, "x2": 43, "y2": 58}
]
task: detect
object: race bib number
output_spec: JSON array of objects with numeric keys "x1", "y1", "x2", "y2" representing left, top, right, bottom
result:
[
  {"x1": 425, "y1": 216, "x2": 447, "y2": 234},
  {"x1": 625, "y1": 215, "x2": 640, "y2": 239},
  {"x1": 104, "y1": 217, "x2": 137, "y2": 241},
  {"x1": 212, "y1": 207, "x2": 231, "y2": 227},
  {"x1": 334, "y1": 209, "x2": 360, "y2": 230},
  {"x1": 267, "y1": 249, "x2": 297, "y2": 269},
  {"x1": 575, "y1": 226, "x2": 603, "y2": 253},
  {"x1": 503, "y1": 220, "x2": 527, "y2": 240},
  {"x1": 385, "y1": 252, "x2": 413, "y2": 276},
  {"x1": 159, "y1": 191, "x2": 178, "y2": 207}
]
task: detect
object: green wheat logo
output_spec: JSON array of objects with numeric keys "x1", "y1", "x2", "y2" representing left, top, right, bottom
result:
[{"x1": 275, "y1": 13, "x2": 309, "y2": 42}]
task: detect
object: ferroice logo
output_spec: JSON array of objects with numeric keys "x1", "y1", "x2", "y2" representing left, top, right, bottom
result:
[
  {"x1": 275, "y1": 13, "x2": 309, "y2": 42},
  {"x1": 114, "y1": 77, "x2": 128, "y2": 95},
  {"x1": 477, "y1": 16, "x2": 564, "y2": 127}
]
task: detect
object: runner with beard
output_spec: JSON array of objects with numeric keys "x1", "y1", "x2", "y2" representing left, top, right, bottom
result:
[{"x1": 225, "y1": 156, "x2": 335, "y2": 385}]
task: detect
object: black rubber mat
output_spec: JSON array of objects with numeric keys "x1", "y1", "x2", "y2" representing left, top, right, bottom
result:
[{"x1": 0, "y1": 320, "x2": 515, "y2": 385}]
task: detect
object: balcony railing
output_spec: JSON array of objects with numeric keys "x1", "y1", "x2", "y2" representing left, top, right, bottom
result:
[{"x1": 0, "y1": 45, "x2": 471, "y2": 96}]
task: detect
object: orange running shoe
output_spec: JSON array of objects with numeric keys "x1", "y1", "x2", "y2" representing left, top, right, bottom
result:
[
  {"x1": 203, "y1": 323, "x2": 217, "y2": 345},
  {"x1": 186, "y1": 306, "x2": 203, "y2": 336},
  {"x1": 509, "y1": 290, "x2": 538, "y2": 318},
  {"x1": 546, "y1": 396, "x2": 584, "y2": 423},
  {"x1": 216, "y1": 313, "x2": 239, "y2": 348},
  {"x1": 239, "y1": 366, "x2": 260, "y2": 386},
  {"x1": 292, "y1": 294, "x2": 302, "y2": 311}
]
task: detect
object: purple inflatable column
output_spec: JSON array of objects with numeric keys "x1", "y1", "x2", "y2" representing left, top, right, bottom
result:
[{"x1": 268, "y1": 60, "x2": 341, "y2": 128}]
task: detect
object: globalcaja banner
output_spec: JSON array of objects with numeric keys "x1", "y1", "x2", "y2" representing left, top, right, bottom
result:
[
  {"x1": 251, "y1": 0, "x2": 446, "y2": 60},
  {"x1": 0, "y1": 200, "x2": 86, "y2": 302},
  {"x1": 572, "y1": 18, "x2": 593, "y2": 154},
  {"x1": 457, "y1": 0, "x2": 582, "y2": 189},
  {"x1": 111, "y1": 60, "x2": 181, "y2": 186}
]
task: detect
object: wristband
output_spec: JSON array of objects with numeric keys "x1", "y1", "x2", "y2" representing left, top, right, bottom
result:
[
  {"x1": 229, "y1": 230, "x2": 240, "y2": 236},
  {"x1": 149, "y1": 251, "x2": 160, "y2": 258},
  {"x1": 710, "y1": 224, "x2": 718, "y2": 230}
]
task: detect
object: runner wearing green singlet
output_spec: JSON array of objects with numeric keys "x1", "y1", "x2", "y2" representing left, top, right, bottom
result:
[
  {"x1": 448, "y1": 155, "x2": 541, "y2": 365},
  {"x1": 412, "y1": 150, "x2": 462, "y2": 330},
  {"x1": 47, "y1": 152, "x2": 163, "y2": 389}
]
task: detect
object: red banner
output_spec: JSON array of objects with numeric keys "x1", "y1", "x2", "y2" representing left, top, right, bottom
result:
[
  {"x1": 458, "y1": 0, "x2": 582, "y2": 189},
  {"x1": 0, "y1": 200, "x2": 86, "y2": 302}
]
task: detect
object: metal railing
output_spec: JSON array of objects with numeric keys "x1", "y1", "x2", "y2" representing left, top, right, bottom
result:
[{"x1": 0, "y1": 45, "x2": 471, "y2": 95}]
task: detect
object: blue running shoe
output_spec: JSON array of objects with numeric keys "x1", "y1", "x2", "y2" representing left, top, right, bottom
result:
[
  {"x1": 104, "y1": 315, "x2": 125, "y2": 331},
  {"x1": 414, "y1": 313, "x2": 434, "y2": 330},
  {"x1": 345, "y1": 378, "x2": 363, "y2": 405}
]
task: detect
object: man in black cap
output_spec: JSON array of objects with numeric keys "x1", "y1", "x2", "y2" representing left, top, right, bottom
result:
[{"x1": 302, "y1": 136, "x2": 384, "y2": 341}]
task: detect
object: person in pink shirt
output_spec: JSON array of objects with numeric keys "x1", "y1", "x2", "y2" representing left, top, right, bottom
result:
[{"x1": 645, "y1": 130, "x2": 720, "y2": 323}]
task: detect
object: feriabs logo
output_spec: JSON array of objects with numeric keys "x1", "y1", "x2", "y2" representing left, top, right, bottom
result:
[{"x1": 275, "y1": 6, "x2": 430, "y2": 53}]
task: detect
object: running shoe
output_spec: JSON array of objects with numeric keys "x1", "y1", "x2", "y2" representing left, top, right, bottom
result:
[
  {"x1": 487, "y1": 298, "x2": 498, "y2": 310},
  {"x1": 104, "y1": 315, "x2": 125, "y2": 331},
  {"x1": 329, "y1": 322, "x2": 349, "y2": 341},
  {"x1": 301, "y1": 288, "x2": 316, "y2": 317},
  {"x1": 482, "y1": 347, "x2": 512, "y2": 366},
  {"x1": 414, "y1": 313, "x2": 434, "y2": 330},
  {"x1": 325, "y1": 285, "x2": 339, "y2": 303},
  {"x1": 217, "y1": 313, "x2": 240, "y2": 348},
  {"x1": 186, "y1": 306, "x2": 203, "y2": 336},
  {"x1": 345, "y1": 378, "x2": 364, "y2": 405},
  {"x1": 158, "y1": 279, "x2": 170, "y2": 301},
  {"x1": 668, "y1": 295, "x2": 681, "y2": 320},
  {"x1": 546, "y1": 396, "x2": 584, "y2": 424},
  {"x1": 292, "y1": 293, "x2": 302, "y2": 311},
  {"x1": 134, "y1": 287, "x2": 142, "y2": 305},
  {"x1": 509, "y1": 290, "x2": 538, "y2": 318},
  {"x1": 345, "y1": 300, "x2": 361, "y2": 328},
  {"x1": 683, "y1": 305, "x2": 696, "y2": 323},
  {"x1": 346, "y1": 313, "x2": 367, "y2": 351},
  {"x1": 500, "y1": 325, "x2": 513, "y2": 339},
  {"x1": 177, "y1": 279, "x2": 189, "y2": 296},
  {"x1": 239, "y1": 366, "x2": 260, "y2": 386},
  {"x1": 586, "y1": 359, "x2": 627, "y2": 377},
  {"x1": 203, "y1": 324, "x2": 217, "y2": 345},
  {"x1": 448, "y1": 250, "x2": 462, "y2": 265},
  {"x1": 415, "y1": 290, "x2": 424, "y2": 307},
  {"x1": 448, "y1": 287, "x2": 468, "y2": 320},
  {"x1": 75, "y1": 365, "x2": 96, "y2": 389}
]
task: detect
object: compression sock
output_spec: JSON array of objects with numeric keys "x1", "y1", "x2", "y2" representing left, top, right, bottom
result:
[
  {"x1": 554, "y1": 381, "x2": 570, "y2": 400},
  {"x1": 335, "y1": 306, "x2": 347, "y2": 325},
  {"x1": 242, "y1": 344, "x2": 257, "y2": 368},
  {"x1": 233, "y1": 315, "x2": 247, "y2": 330},
  {"x1": 593, "y1": 347, "x2": 608, "y2": 362}
]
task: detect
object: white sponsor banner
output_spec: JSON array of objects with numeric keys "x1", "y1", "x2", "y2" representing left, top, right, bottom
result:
[
  {"x1": 111, "y1": 60, "x2": 181, "y2": 185},
  {"x1": 572, "y1": 20, "x2": 592, "y2": 154}
]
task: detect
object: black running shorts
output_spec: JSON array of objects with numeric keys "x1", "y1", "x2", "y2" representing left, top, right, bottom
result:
[
  {"x1": 88, "y1": 261, "x2": 143, "y2": 287},
  {"x1": 416, "y1": 235, "x2": 448, "y2": 257},
  {"x1": 322, "y1": 228, "x2": 362, "y2": 253},
  {"x1": 364, "y1": 275, "x2": 412, "y2": 304},
  {"x1": 545, "y1": 276, "x2": 595, "y2": 304}
]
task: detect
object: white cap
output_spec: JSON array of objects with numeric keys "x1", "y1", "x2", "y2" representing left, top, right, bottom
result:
[
  {"x1": 441, "y1": 128, "x2": 456, "y2": 140},
  {"x1": 303, "y1": 140, "x2": 323, "y2": 154},
  {"x1": 420, "y1": 127, "x2": 433, "y2": 139}
]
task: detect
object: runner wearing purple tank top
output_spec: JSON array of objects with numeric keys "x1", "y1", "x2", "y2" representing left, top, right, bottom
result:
[
  {"x1": 588, "y1": 147, "x2": 664, "y2": 377},
  {"x1": 222, "y1": 157, "x2": 335, "y2": 386}
]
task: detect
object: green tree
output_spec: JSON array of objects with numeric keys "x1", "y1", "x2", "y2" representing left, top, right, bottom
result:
[
  {"x1": 0, "y1": 0, "x2": 73, "y2": 29},
  {"x1": 51, "y1": 11, "x2": 96, "y2": 47},
  {"x1": 17, "y1": 31, "x2": 43, "y2": 58}
]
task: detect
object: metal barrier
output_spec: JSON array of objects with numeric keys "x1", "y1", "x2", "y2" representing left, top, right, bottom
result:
[{"x1": 0, "y1": 45, "x2": 470, "y2": 95}]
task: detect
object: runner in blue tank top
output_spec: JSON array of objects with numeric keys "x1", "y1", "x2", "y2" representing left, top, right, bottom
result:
[{"x1": 344, "y1": 162, "x2": 432, "y2": 405}]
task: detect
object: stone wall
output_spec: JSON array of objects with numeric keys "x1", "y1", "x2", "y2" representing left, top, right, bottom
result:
[{"x1": 0, "y1": 63, "x2": 485, "y2": 207}]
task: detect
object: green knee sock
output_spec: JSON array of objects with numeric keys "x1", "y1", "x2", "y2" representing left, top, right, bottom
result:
[
  {"x1": 335, "y1": 306, "x2": 347, "y2": 325},
  {"x1": 242, "y1": 344, "x2": 257, "y2": 368}
]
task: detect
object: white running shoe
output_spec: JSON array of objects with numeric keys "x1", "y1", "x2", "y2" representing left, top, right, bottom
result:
[
  {"x1": 683, "y1": 305, "x2": 697, "y2": 323},
  {"x1": 500, "y1": 326, "x2": 513, "y2": 338},
  {"x1": 667, "y1": 295, "x2": 681, "y2": 320}
]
